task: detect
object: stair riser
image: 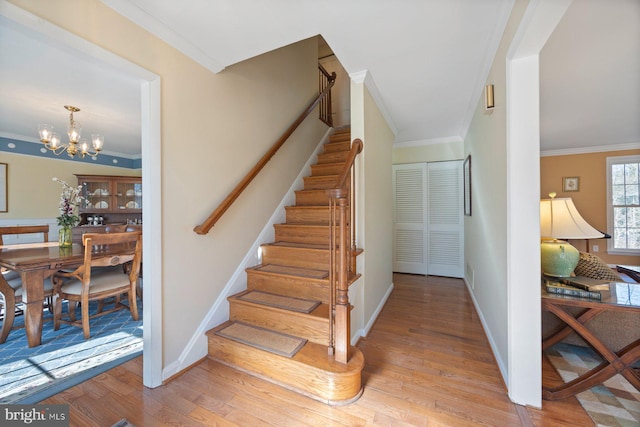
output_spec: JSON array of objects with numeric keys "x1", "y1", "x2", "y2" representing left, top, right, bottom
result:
[
  {"x1": 207, "y1": 336, "x2": 363, "y2": 404},
  {"x1": 311, "y1": 163, "x2": 345, "y2": 176},
  {"x1": 246, "y1": 271, "x2": 329, "y2": 304},
  {"x1": 295, "y1": 190, "x2": 330, "y2": 206},
  {"x1": 274, "y1": 225, "x2": 329, "y2": 245},
  {"x1": 229, "y1": 302, "x2": 329, "y2": 345},
  {"x1": 285, "y1": 207, "x2": 333, "y2": 224},
  {"x1": 323, "y1": 141, "x2": 351, "y2": 152},
  {"x1": 303, "y1": 175, "x2": 339, "y2": 190},
  {"x1": 317, "y1": 151, "x2": 350, "y2": 164},
  {"x1": 261, "y1": 246, "x2": 329, "y2": 270}
]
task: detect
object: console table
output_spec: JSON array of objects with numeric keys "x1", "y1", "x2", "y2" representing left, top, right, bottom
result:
[{"x1": 542, "y1": 282, "x2": 640, "y2": 400}]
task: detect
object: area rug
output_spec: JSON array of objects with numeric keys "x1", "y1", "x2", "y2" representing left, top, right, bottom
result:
[
  {"x1": 546, "y1": 342, "x2": 640, "y2": 426},
  {"x1": 238, "y1": 290, "x2": 321, "y2": 313},
  {"x1": 0, "y1": 300, "x2": 142, "y2": 404},
  {"x1": 214, "y1": 321, "x2": 306, "y2": 357}
]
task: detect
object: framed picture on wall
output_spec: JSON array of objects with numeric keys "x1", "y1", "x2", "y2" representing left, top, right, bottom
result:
[
  {"x1": 563, "y1": 176, "x2": 579, "y2": 192},
  {"x1": 463, "y1": 155, "x2": 471, "y2": 216},
  {"x1": 0, "y1": 163, "x2": 6, "y2": 212}
]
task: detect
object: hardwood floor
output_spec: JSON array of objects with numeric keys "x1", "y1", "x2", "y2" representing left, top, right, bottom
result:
[{"x1": 43, "y1": 273, "x2": 593, "y2": 426}]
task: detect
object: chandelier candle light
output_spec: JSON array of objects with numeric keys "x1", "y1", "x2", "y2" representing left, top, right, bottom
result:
[
  {"x1": 38, "y1": 105, "x2": 104, "y2": 159},
  {"x1": 540, "y1": 192, "x2": 605, "y2": 277}
]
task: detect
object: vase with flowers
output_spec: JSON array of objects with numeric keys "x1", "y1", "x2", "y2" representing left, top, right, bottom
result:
[{"x1": 53, "y1": 177, "x2": 83, "y2": 247}]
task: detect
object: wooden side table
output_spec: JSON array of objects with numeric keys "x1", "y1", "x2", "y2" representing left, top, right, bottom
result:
[{"x1": 542, "y1": 282, "x2": 640, "y2": 400}]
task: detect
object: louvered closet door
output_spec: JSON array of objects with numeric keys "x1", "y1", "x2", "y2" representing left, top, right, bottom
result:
[
  {"x1": 393, "y1": 161, "x2": 464, "y2": 277},
  {"x1": 427, "y1": 161, "x2": 464, "y2": 278},
  {"x1": 393, "y1": 163, "x2": 428, "y2": 274}
]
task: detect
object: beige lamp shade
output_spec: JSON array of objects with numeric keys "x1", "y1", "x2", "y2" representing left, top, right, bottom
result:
[{"x1": 540, "y1": 197, "x2": 605, "y2": 240}]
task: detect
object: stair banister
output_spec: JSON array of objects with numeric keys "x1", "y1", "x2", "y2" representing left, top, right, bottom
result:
[
  {"x1": 194, "y1": 67, "x2": 336, "y2": 235},
  {"x1": 327, "y1": 138, "x2": 363, "y2": 363}
]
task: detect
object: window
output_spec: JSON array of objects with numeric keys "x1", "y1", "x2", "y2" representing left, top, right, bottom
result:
[{"x1": 607, "y1": 155, "x2": 640, "y2": 255}]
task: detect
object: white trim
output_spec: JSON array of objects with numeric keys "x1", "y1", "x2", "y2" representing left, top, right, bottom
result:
[
  {"x1": 505, "y1": 0, "x2": 573, "y2": 408},
  {"x1": 141, "y1": 78, "x2": 163, "y2": 388},
  {"x1": 541, "y1": 142, "x2": 640, "y2": 157},
  {"x1": 351, "y1": 281, "x2": 394, "y2": 346},
  {"x1": 349, "y1": 70, "x2": 398, "y2": 136},
  {"x1": 605, "y1": 154, "x2": 640, "y2": 256},
  {"x1": 0, "y1": 0, "x2": 164, "y2": 389},
  {"x1": 163, "y1": 128, "x2": 333, "y2": 379},
  {"x1": 100, "y1": 0, "x2": 226, "y2": 74},
  {"x1": 464, "y1": 277, "x2": 508, "y2": 383}
]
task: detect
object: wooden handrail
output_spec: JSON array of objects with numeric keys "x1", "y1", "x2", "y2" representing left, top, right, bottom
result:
[
  {"x1": 194, "y1": 71, "x2": 336, "y2": 235},
  {"x1": 334, "y1": 139, "x2": 362, "y2": 189}
]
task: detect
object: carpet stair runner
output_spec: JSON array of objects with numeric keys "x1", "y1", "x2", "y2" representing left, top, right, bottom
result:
[{"x1": 206, "y1": 128, "x2": 364, "y2": 404}]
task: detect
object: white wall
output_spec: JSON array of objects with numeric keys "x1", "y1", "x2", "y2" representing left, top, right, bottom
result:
[
  {"x1": 9, "y1": 0, "x2": 328, "y2": 379},
  {"x1": 465, "y1": 0, "x2": 572, "y2": 407},
  {"x1": 463, "y1": 0, "x2": 528, "y2": 401},
  {"x1": 350, "y1": 74, "x2": 395, "y2": 340}
]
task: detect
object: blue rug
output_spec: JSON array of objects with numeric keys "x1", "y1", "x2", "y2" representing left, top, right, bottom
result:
[{"x1": 0, "y1": 300, "x2": 142, "y2": 404}]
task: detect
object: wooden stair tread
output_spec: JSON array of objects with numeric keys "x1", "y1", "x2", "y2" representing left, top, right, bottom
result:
[
  {"x1": 229, "y1": 290, "x2": 330, "y2": 320},
  {"x1": 207, "y1": 323, "x2": 363, "y2": 374}
]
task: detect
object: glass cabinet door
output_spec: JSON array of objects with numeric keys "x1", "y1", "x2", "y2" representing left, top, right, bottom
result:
[
  {"x1": 80, "y1": 178, "x2": 112, "y2": 211},
  {"x1": 115, "y1": 179, "x2": 142, "y2": 211}
]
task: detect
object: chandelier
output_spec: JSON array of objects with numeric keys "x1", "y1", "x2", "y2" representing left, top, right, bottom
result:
[{"x1": 38, "y1": 105, "x2": 104, "y2": 158}]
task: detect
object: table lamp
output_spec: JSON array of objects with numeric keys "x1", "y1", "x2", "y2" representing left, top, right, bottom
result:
[{"x1": 540, "y1": 193, "x2": 605, "y2": 277}]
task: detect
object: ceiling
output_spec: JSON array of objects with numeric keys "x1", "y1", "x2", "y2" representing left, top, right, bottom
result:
[{"x1": 0, "y1": 0, "x2": 637, "y2": 158}]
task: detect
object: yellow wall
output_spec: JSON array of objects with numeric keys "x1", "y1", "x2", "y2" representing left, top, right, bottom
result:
[
  {"x1": 541, "y1": 149, "x2": 640, "y2": 266},
  {"x1": 392, "y1": 141, "x2": 464, "y2": 164},
  {"x1": 9, "y1": 0, "x2": 326, "y2": 373},
  {"x1": 0, "y1": 151, "x2": 139, "y2": 220}
]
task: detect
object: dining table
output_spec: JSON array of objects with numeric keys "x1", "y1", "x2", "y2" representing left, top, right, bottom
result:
[{"x1": 0, "y1": 240, "x2": 136, "y2": 347}]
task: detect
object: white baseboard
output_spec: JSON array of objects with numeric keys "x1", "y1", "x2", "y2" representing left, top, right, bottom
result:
[
  {"x1": 463, "y1": 278, "x2": 508, "y2": 385},
  {"x1": 163, "y1": 128, "x2": 333, "y2": 381},
  {"x1": 351, "y1": 280, "x2": 394, "y2": 345}
]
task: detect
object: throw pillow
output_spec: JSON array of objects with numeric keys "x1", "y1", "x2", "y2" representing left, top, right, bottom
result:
[{"x1": 574, "y1": 252, "x2": 622, "y2": 281}]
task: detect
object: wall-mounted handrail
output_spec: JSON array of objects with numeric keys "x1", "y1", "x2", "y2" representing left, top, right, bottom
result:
[
  {"x1": 327, "y1": 138, "x2": 363, "y2": 364},
  {"x1": 194, "y1": 68, "x2": 336, "y2": 235}
]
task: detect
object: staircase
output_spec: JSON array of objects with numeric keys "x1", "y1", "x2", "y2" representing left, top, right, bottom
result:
[{"x1": 205, "y1": 128, "x2": 365, "y2": 405}]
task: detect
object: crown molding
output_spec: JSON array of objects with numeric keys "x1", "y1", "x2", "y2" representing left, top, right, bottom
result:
[
  {"x1": 100, "y1": 0, "x2": 226, "y2": 73},
  {"x1": 349, "y1": 69, "x2": 398, "y2": 135},
  {"x1": 540, "y1": 142, "x2": 640, "y2": 157}
]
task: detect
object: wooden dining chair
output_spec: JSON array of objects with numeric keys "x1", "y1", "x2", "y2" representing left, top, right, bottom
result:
[
  {"x1": 0, "y1": 225, "x2": 52, "y2": 344},
  {"x1": 51, "y1": 231, "x2": 142, "y2": 339}
]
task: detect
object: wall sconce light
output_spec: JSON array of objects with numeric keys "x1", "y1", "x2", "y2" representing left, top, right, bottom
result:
[{"x1": 484, "y1": 84, "x2": 494, "y2": 110}]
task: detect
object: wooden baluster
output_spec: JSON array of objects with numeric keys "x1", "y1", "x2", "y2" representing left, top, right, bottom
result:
[
  {"x1": 333, "y1": 191, "x2": 351, "y2": 363},
  {"x1": 327, "y1": 195, "x2": 336, "y2": 356}
]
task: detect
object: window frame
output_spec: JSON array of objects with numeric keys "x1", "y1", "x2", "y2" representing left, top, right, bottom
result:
[{"x1": 606, "y1": 154, "x2": 640, "y2": 256}]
